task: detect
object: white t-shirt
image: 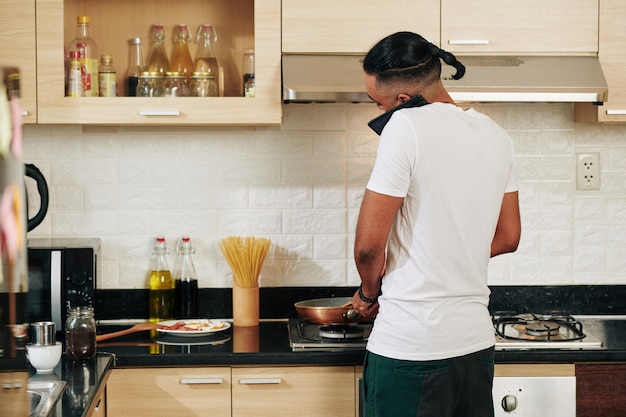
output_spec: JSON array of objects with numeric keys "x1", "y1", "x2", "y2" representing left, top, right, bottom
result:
[{"x1": 365, "y1": 102, "x2": 517, "y2": 361}]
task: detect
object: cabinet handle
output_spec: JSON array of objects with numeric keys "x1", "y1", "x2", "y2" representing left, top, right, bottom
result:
[
  {"x1": 448, "y1": 39, "x2": 490, "y2": 45},
  {"x1": 238, "y1": 377, "x2": 282, "y2": 385},
  {"x1": 606, "y1": 110, "x2": 626, "y2": 115},
  {"x1": 138, "y1": 110, "x2": 181, "y2": 117},
  {"x1": 180, "y1": 377, "x2": 224, "y2": 385},
  {"x1": 21, "y1": 110, "x2": 29, "y2": 116}
]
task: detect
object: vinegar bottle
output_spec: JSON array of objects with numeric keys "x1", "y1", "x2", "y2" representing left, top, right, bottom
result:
[
  {"x1": 173, "y1": 236, "x2": 199, "y2": 319},
  {"x1": 147, "y1": 24, "x2": 170, "y2": 76},
  {"x1": 194, "y1": 24, "x2": 220, "y2": 96},
  {"x1": 68, "y1": 16, "x2": 99, "y2": 97},
  {"x1": 170, "y1": 24, "x2": 194, "y2": 84},
  {"x1": 148, "y1": 237, "x2": 174, "y2": 322},
  {"x1": 126, "y1": 37, "x2": 144, "y2": 96}
]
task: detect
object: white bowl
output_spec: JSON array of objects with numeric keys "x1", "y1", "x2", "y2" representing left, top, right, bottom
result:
[{"x1": 26, "y1": 342, "x2": 62, "y2": 374}]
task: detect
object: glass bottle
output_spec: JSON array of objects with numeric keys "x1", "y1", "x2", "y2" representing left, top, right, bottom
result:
[
  {"x1": 68, "y1": 16, "x2": 99, "y2": 97},
  {"x1": 126, "y1": 37, "x2": 144, "y2": 96},
  {"x1": 173, "y1": 236, "x2": 199, "y2": 319},
  {"x1": 67, "y1": 51, "x2": 83, "y2": 97},
  {"x1": 194, "y1": 24, "x2": 220, "y2": 95},
  {"x1": 170, "y1": 24, "x2": 194, "y2": 84},
  {"x1": 243, "y1": 49, "x2": 255, "y2": 98},
  {"x1": 65, "y1": 306, "x2": 96, "y2": 360},
  {"x1": 98, "y1": 54, "x2": 116, "y2": 97},
  {"x1": 147, "y1": 24, "x2": 170, "y2": 77},
  {"x1": 148, "y1": 236, "x2": 174, "y2": 322}
]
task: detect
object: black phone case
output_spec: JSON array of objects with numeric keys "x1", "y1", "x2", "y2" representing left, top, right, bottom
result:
[{"x1": 367, "y1": 95, "x2": 429, "y2": 135}]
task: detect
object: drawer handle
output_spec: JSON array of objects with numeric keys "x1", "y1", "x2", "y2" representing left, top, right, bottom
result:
[
  {"x1": 138, "y1": 110, "x2": 181, "y2": 117},
  {"x1": 448, "y1": 39, "x2": 490, "y2": 45},
  {"x1": 180, "y1": 378, "x2": 224, "y2": 385},
  {"x1": 239, "y1": 377, "x2": 282, "y2": 385},
  {"x1": 606, "y1": 110, "x2": 626, "y2": 115}
]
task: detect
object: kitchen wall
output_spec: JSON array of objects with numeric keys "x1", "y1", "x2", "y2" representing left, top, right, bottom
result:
[{"x1": 23, "y1": 103, "x2": 626, "y2": 289}]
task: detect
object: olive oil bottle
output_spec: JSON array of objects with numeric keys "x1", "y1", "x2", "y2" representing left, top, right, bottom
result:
[{"x1": 148, "y1": 237, "x2": 174, "y2": 322}]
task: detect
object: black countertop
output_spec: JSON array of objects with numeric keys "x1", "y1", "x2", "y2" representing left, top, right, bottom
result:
[{"x1": 93, "y1": 317, "x2": 626, "y2": 367}]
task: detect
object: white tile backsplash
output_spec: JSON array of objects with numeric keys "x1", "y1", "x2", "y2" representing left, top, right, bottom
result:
[{"x1": 23, "y1": 103, "x2": 626, "y2": 289}]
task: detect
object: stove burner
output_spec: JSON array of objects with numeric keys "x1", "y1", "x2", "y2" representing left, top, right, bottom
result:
[
  {"x1": 525, "y1": 320, "x2": 560, "y2": 337},
  {"x1": 493, "y1": 311, "x2": 586, "y2": 342},
  {"x1": 319, "y1": 324, "x2": 365, "y2": 340}
]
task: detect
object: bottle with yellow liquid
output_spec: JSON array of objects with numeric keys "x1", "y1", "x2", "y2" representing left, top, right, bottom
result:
[
  {"x1": 170, "y1": 24, "x2": 194, "y2": 84},
  {"x1": 148, "y1": 236, "x2": 174, "y2": 323}
]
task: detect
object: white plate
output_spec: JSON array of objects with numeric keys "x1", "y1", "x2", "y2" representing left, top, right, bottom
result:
[{"x1": 156, "y1": 319, "x2": 231, "y2": 336}]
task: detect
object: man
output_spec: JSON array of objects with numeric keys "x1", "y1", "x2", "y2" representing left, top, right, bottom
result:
[{"x1": 351, "y1": 32, "x2": 521, "y2": 417}]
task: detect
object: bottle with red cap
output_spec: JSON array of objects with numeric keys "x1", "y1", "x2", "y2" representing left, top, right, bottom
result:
[
  {"x1": 170, "y1": 24, "x2": 194, "y2": 84},
  {"x1": 148, "y1": 236, "x2": 174, "y2": 322},
  {"x1": 173, "y1": 236, "x2": 199, "y2": 319},
  {"x1": 67, "y1": 16, "x2": 99, "y2": 97}
]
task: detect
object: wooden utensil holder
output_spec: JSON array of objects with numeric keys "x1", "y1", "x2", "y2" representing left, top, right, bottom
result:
[{"x1": 232, "y1": 282, "x2": 259, "y2": 327}]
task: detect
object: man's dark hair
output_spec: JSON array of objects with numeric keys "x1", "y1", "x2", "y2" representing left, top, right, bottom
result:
[{"x1": 363, "y1": 32, "x2": 465, "y2": 88}]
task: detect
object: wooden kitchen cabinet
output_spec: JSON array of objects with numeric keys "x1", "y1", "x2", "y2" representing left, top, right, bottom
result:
[
  {"x1": 0, "y1": 0, "x2": 37, "y2": 124},
  {"x1": 576, "y1": 363, "x2": 626, "y2": 417},
  {"x1": 35, "y1": 0, "x2": 281, "y2": 125},
  {"x1": 441, "y1": 0, "x2": 598, "y2": 55},
  {"x1": 232, "y1": 366, "x2": 356, "y2": 417},
  {"x1": 106, "y1": 367, "x2": 232, "y2": 417},
  {"x1": 282, "y1": 0, "x2": 440, "y2": 53},
  {"x1": 575, "y1": 0, "x2": 626, "y2": 123}
]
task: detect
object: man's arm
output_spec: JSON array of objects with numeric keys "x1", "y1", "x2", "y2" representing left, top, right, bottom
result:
[
  {"x1": 352, "y1": 189, "x2": 404, "y2": 316},
  {"x1": 491, "y1": 191, "x2": 521, "y2": 257}
]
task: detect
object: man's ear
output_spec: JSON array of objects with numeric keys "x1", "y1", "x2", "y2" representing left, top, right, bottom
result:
[{"x1": 397, "y1": 93, "x2": 413, "y2": 103}]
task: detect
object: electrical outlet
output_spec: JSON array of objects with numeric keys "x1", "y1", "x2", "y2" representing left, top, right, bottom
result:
[{"x1": 576, "y1": 153, "x2": 601, "y2": 190}]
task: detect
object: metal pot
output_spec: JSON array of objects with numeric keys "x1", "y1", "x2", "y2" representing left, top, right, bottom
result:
[{"x1": 294, "y1": 297, "x2": 364, "y2": 325}]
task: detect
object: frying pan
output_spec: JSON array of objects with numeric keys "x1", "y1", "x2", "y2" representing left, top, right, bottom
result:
[{"x1": 294, "y1": 297, "x2": 365, "y2": 325}]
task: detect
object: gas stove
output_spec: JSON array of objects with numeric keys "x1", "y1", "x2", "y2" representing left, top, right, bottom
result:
[
  {"x1": 289, "y1": 312, "x2": 604, "y2": 351},
  {"x1": 493, "y1": 311, "x2": 603, "y2": 350}
]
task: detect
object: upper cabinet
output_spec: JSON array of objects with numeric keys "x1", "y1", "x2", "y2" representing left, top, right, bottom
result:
[
  {"x1": 576, "y1": 0, "x2": 626, "y2": 123},
  {"x1": 282, "y1": 0, "x2": 440, "y2": 53},
  {"x1": 441, "y1": 0, "x2": 598, "y2": 55},
  {"x1": 35, "y1": 0, "x2": 282, "y2": 125},
  {"x1": 0, "y1": 0, "x2": 37, "y2": 124}
]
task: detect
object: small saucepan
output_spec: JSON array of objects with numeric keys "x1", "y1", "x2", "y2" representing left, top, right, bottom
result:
[{"x1": 294, "y1": 297, "x2": 365, "y2": 325}]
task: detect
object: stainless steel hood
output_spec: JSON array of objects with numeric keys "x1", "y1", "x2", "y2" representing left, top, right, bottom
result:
[{"x1": 282, "y1": 54, "x2": 608, "y2": 103}]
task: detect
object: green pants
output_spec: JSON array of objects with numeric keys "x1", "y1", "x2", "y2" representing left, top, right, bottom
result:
[{"x1": 362, "y1": 347, "x2": 495, "y2": 417}]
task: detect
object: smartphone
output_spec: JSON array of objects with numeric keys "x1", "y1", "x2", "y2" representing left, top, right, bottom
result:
[{"x1": 367, "y1": 95, "x2": 429, "y2": 135}]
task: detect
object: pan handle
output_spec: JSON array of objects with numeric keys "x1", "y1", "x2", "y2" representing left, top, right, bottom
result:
[{"x1": 343, "y1": 309, "x2": 362, "y2": 321}]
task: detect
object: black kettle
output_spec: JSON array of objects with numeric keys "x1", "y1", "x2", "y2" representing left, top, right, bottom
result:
[{"x1": 25, "y1": 163, "x2": 49, "y2": 232}]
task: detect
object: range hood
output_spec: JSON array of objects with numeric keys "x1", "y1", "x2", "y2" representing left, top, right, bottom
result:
[{"x1": 282, "y1": 54, "x2": 608, "y2": 104}]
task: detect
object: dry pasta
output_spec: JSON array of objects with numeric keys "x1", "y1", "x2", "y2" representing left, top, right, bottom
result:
[{"x1": 218, "y1": 236, "x2": 271, "y2": 288}]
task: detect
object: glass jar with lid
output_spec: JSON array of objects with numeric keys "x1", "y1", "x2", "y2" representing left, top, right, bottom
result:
[
  {"x1": 65, "y1": 306, "x2": 96, "y2": 360},
  {"x1": 164, "y1": 71, "x2": 190, "y2": 97},
  {"x1": 136, "y1": 71, "x2": 165, "y2": 97},
  {"x1": 190, "y1": 72, "x2": 217, "y2": 97}
]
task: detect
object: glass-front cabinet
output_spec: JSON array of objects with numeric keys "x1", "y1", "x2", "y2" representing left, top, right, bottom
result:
[{"x1": 36, "y1": 0, "x2": 282, "y2": 125}]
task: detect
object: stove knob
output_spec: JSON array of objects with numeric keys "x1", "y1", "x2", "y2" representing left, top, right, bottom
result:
[{"x1": 501, "y1": 394, "x2": 518, "y2": 412}]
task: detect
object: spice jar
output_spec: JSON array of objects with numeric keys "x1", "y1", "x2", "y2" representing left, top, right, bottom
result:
[
  {"x1": 136, "y1": 71, "x2": 164, "y2": 97},
  {"x1": 190, "y1": 72, "x2": 217, "y2": 97},
  {"x1": 65, "y1": 306, "x2": 96, "y2": 360},
  {"x1": 164, "y1": 71, "x2": 190, "y2": 97}
]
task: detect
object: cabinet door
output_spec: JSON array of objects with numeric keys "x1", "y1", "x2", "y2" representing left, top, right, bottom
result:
[
  {"x1": 107, "y1": 367, "x2": 231, "y2": 417},
  {"x1": 576, "y1": 364, "x2": 626, "y2": 417},
  {"x1": 36, "y1": 0, "x2": 281, "y2": 125},
  {"x1": 441, "y1": 0, "x2": 598, "y2": 54},
  {"x1": 282, "y1": 0, "x2": 440, "y2": 53},
  {"x1": 232, "y1": 366, "x2": 355, "y2": 417},
  {"x1": 575, "y1": 0, "x2": 626, "y2": 123},
  {"x1": 0, "y1": 0, "x2": 37, "y2": 124}
]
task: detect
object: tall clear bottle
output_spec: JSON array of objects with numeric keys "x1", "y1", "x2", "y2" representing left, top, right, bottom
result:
[
  {"x1": 194, "y1": 24, "x2": 220, "y2": 96},
  {"x1": 243, "y1": 49, "x2": 255, "y2": 98},
  {"x1": 146, "y1": 24, "x2": 170, "y2": 76},
  {"x1": 170, "y1": 24, "x2": 194, "y2": 84},
  {"x1": 148, "y1": 237, "x2": 174, "y2": 322},
  {"x1": 173, "y1": 236, "x2": 199, "y2": 319},
  {"x1": 67, "y1": 16, "x2": 99, "y2": 97},
  {"x1": 126, "y1": 37, "x2": 144, "y2": 96}
]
